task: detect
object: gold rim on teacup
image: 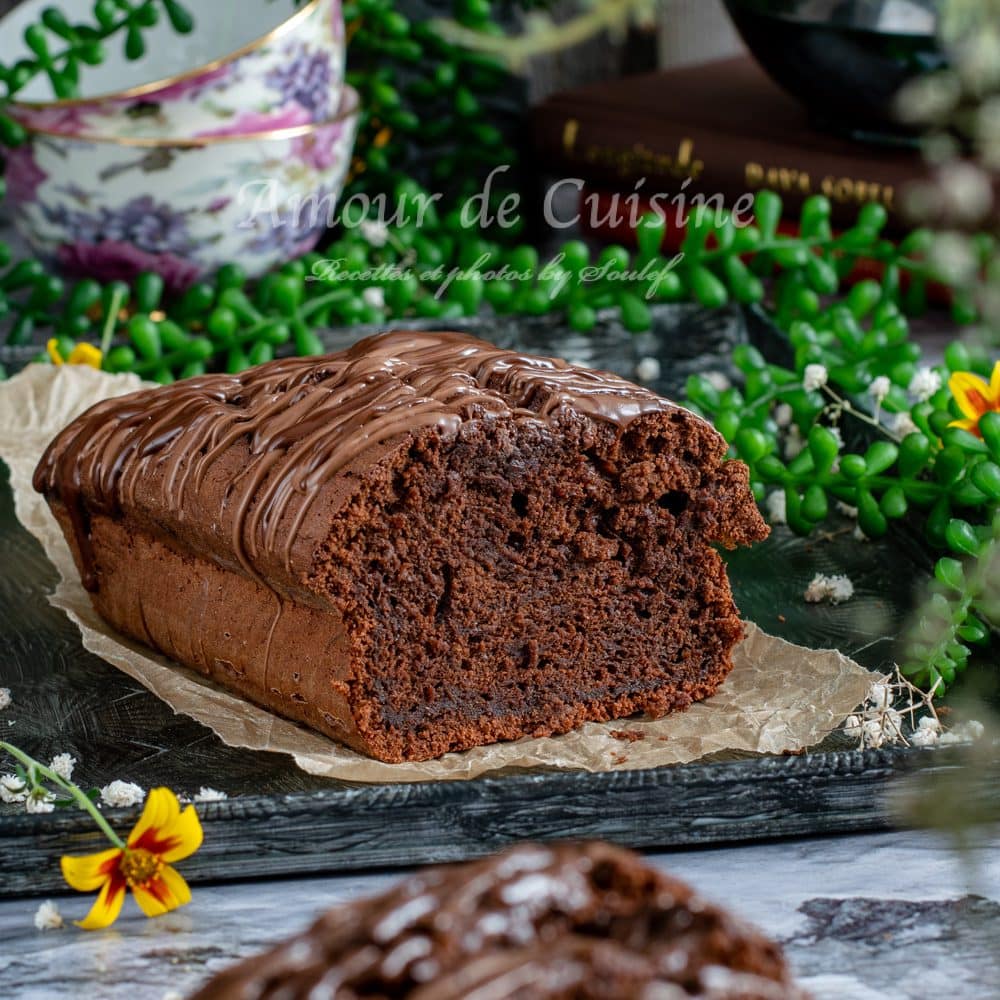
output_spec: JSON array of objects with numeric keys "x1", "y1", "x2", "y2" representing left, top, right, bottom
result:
[
  {"x1": 19, "y1": 87, "x2": 360, "y2": 146},
  {"x1": 8, "y1": 0, "x2": 324, "y2": 110}
]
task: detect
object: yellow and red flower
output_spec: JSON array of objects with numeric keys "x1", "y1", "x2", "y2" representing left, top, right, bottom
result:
[
  {"x1": 60, "y1": 788, "x2": 202, "y2": 929},
  {"x1": 949, "y1": 361, "x2": 1000, "y2": 437}
]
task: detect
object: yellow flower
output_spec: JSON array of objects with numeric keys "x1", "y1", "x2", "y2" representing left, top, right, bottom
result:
[
  {"x1": 46, "y1": 338, "x2": 103, "y2": 369},
  {"x1": 60, "y1": 788, "x2": 202, "y2": 930},
  {"x1": 949, "y1": 361, "x2": 1000, "y2": 437}
]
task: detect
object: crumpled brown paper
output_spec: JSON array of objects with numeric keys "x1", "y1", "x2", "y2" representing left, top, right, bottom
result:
[{"x1": 0, "y1": 364, "x2": 879, "y2": 783}]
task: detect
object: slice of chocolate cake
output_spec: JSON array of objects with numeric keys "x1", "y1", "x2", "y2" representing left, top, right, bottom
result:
[
  {"x1": 34, "y1": 330, "x2": 768, "y2": 762},
  {"x1": 189, "y1": 842, "x2": 805, "y2": 999}
]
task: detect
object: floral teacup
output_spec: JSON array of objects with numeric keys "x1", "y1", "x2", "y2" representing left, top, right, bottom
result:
[
  {"x1": 7, "y1": 87, "x2": 361, "y2": 291},
  {"x1": 3, "y1": 0, "x2": 344, "y2": 141}
]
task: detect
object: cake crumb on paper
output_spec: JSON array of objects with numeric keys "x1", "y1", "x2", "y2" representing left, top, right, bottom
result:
[
  {"x1": 609, "y1": 730, "x2": 644, "y2": 743},
  {"x1": 803, "y1": 573, "x2": 854, "y2": 605},
  {"x1": 33, "y1": 901, "x2": 63, "y2": 931}
]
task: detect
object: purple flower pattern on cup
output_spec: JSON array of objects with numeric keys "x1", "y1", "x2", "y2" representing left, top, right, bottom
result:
[
  {"x1": 3, "y1": 143, "x2": 48, "y2": 204},
  {"x1": 266, "y1": 46, "x2": 334, "y2": 119},
  {"x1": 41, "y1": 195, "x2": 198, "y2": 257},
  {"x1": 57, "y1": 240, "x2": 202, "y2": 294}
]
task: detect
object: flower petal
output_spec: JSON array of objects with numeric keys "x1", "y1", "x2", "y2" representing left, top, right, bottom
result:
[
  {"x1": 61, "y1": 848, "x2": 122, "y2": 892},
  {"x1": 128, "y1": 787, "x2": 203, "y2": 862},
  {"x1": 949, "y1": 417, "x2": 982, "y2": 435},
  {"x1": 67, "y1": 343, "x2": 103, "y2": 369},
  {"x1": 949, "y1": 371, "x2": 993, "y2": 421},
  {"x1": 128, "y1": 787, "x2": 180, "y2": 850},
  {"x1": 45, "y1": 338, "x2": 64, "y2": 366},
  {"x1": 989, "y1": 361, "x2": 1000, "y2": 400},
  {"x1": 132, "y1": 864, "x2": 192, "y2": 918},
  {"x1": 76, "y1": 874, "x2": 126, "y2": 930}
]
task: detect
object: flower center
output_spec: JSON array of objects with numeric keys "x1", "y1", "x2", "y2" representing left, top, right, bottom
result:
[{"x1": 120, "y1": 849, "x2": 162, "y2": 888}]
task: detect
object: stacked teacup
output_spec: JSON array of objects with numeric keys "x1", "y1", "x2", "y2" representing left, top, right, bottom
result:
[{"x1": 1, "y1": 0, "x2": 357, "y2": 291}]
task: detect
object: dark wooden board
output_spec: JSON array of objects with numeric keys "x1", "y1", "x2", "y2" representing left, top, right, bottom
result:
[{"x1": 0, "y1": 305, "x2": 980, "y2": 897}]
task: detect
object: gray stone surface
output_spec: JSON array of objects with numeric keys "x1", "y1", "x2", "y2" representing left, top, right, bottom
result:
[{"x1": 0, "y1": 829, "x2": 997, "y2": 1000}]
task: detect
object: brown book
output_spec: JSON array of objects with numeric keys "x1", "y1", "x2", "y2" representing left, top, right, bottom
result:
[{"x1": 532, "y1": 57, "x2": 925, "y2": 233}]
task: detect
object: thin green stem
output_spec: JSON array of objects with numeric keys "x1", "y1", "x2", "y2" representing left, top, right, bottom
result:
[
  {"x1": 99, "y1": 287, "x2": 126, "y2": 360},
  {"x1": 0, "y1": 742, "x2": 125, "y2": 848}
]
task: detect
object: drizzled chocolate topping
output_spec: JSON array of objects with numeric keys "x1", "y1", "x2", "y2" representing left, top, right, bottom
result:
[
  {"x1": 34, "y1": 330, "x2": 679, "y2": 591},
  {"x1": 189, "y1": 842, "x2": 800, "y2": 1000}
]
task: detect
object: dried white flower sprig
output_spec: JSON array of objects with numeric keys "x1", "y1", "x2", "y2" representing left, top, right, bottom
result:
[
  {"x1": 804, "y1": 573, "x2": 854, "y2": 605},
  {"x1": 844, "y1": 669, "x2": 940, "y2": 750},
  {"x1": 843, "y1": 667, "x2": 987, "y2": 750}
]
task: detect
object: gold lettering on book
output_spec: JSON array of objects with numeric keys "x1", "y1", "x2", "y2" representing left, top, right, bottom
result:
[
  {"x1": 562, "y1": 118, "x2": 579, "y2": 155},
  {"x1": 745, "y1": 163, "x2": 810, "y2": 195},
  {"x1": 745, "y1": 161, "x2": 895, "y2": 209},
  {"x1": 562, "y1": 123, "x2": 704, "y2": 180}
]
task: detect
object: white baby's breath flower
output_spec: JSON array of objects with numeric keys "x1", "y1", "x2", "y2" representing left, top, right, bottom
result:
[
  {"x1": 783, "y1": 425, "x2": 805, "y2": 460},
  {"x1": 828, "y1": 425, "x2": 843, "y2": 449},
  {"x1": 890, "y1": 412, "x2": 919, "y2": 439},
  {"x1": 193, "y1": 787, "x2": 228, "y2": 803},
  {"x1": 908, "y1": 367, "x2": 943, "y2": 402},
  {"x1": 773, "y1": 403, "x2": 793, "y2": 428},
  {"x1": 803, "y1": 573, "x2": 855, "y2": 605},
  {"x1": 359, "y1": 219, "x2": 389, "y2": 247},
  {"x1": 635, "y1": 357, "x2": 661, "y2": 383},
  {"x1": 803, "y1": 363, "x2": 828, "y2": 392},
  {"x1": 844, "y1": 714, "x2": 863, "y2": 738},
  {"x1": 49, "y1": 753, "x2": 76, "y2": 781},
  {"x1": 703, "y1": 371, "x2": 731, "y2": 392},
  {"x1": 911, "y1": 716, "x2": 942, "y2": 747},
  {"x1": 0, "y1": 773, "x2": 27, "y2": 803},
  {"x1": 936, "y1": 161, "x2": 994, "y2": 223},
  {"x1": 362, "y1": 286, "x2": 385, "y2": 310},
  {"x1": 862, "y1": 718, "x2": 886, "y2": 749},
  {"x1": 867, "y1": 681, "x2": 893, "y2": 712},
  {"x1": 25, "y1": 789, "x2": 55, "y2": 814},
  {"x1": 882, "y1": 708, "x2": 904, "y2": 741},
  {"x1": 765, "y1": 490, "x2": 787, "y2": 525},
  {"x1": 0, "y1": 688, "x2": 10, "y2": 710},
  {"x1": 100, "y1": 780, "x2": 145, "y2": 808},
  {"x1": 929, "y1": 232, "x2": 979, "y2": 285},
  {"x1": 868, "y1": 376, "x2": 891, "y2": 404},
  {"x1": 33, "y1": 901, "x2": 64, "y2": 931},
  {"x1": 895, "y1": 70, "x2": 962, "y2": 123},
  {"x1": 939, "y1": 720, "x2": 986, "y2": 745}
]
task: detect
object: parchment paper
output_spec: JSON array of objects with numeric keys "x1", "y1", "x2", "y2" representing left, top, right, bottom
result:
[{"x1": 0, "y1": 364, "x2": 879, "y2": 783}]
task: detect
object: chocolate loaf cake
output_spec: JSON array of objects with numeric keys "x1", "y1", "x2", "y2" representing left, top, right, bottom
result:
[
  {"x1": 190, "y1": 841, "x2": 805, "y2": 999},
  {"x1": 34, "y1": 330, "x2": 768, "y2": 762}
]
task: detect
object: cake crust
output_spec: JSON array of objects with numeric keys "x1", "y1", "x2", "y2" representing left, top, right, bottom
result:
[{"x1": 34, "y1": 331, "x2": 768, "y2": 761}]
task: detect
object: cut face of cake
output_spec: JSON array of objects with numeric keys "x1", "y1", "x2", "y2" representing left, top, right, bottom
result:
[
  {"x1": 34, "y1": 330, "x2": 768, "y2": 762},
  {"x1": 189, "y1": 841, "x2": 805, "y2": 999}
]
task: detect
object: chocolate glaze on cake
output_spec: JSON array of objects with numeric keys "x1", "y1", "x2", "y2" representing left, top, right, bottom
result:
[
  {"x1": 34, "y1": 330, "x2": 768, "y2": 761},
  {"x1": 189, "y1": 842, "x2": 806, "y2": 1000}
]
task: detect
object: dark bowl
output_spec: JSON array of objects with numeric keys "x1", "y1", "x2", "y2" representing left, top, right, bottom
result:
[{"x1": 722, "y1": 0, "x2": 947, "y2": 141}]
